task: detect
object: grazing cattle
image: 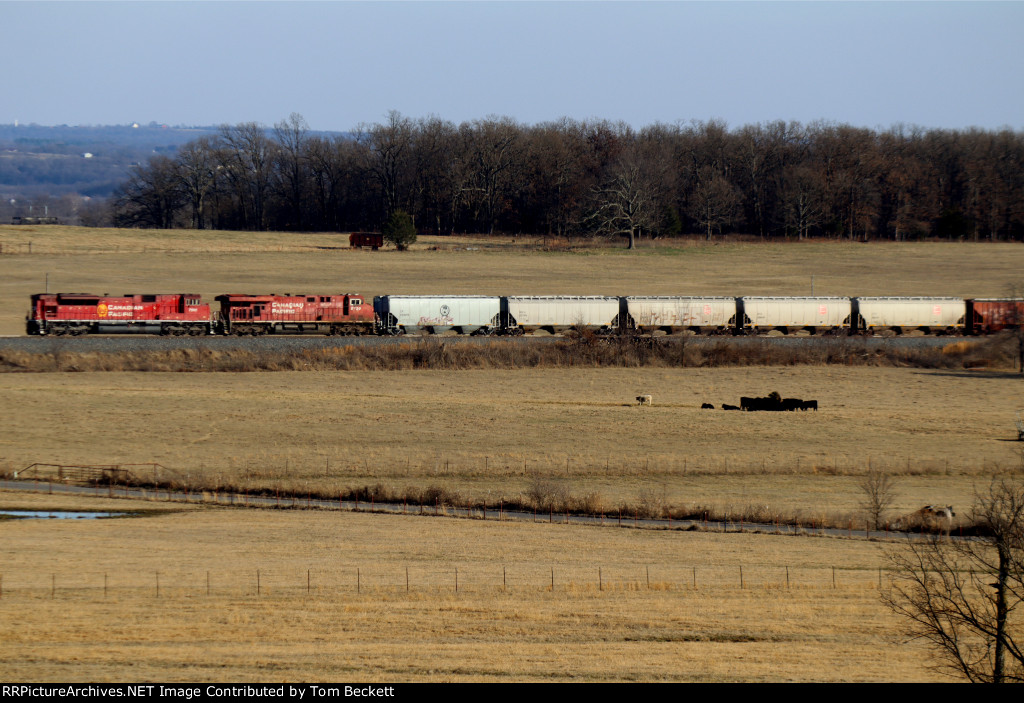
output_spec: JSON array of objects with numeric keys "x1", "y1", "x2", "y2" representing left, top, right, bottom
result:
[
  {"x1": 636, "y1": 395, "x2": 653, "y2": 406},
  {"x1": 722, "y1": 404, "x2": 740, "y2": 410},
  {"x1": 701, "y1": 403, "x2": 714, "y2": 409},
  {"x1": 739, "y1": 393, "x2": 815, "y2": 412}
]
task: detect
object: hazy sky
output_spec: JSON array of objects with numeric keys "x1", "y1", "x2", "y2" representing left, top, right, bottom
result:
[{"x1": 4, "y1": 1, "x2": 1022, "y2": 132}]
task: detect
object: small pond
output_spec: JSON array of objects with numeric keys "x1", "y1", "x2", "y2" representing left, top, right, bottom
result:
[{"x1": 0, "y1": 510, "x2": 127, "y2": 520}]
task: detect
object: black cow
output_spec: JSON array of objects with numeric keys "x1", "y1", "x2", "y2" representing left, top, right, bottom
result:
[{"x1": 701, "y1": 403, "x2": 715, "y2": 409}]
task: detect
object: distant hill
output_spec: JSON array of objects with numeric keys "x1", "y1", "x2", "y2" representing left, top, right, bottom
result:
[
  {"x1": 0, "y1": 123, "x2": 222, "y2": 200},
  {"x1": 0, "y1": 123, "x2": 347, "y2": 225}
]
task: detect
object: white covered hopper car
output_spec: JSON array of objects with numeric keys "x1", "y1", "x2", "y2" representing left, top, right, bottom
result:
[
  {"x1": 853, "y1": 297, "x2": 966, "y2": 335},
  {"x1": 373, "y1": 295, "x2": 501, "y2": 335},
  {"x1": 739, "y1": 297, "x2": 852, "y2": 335},
  {"x1": 505, "y1": 296, "x2": 621, "y2": 334},
  {"x1": 625, "y1": 296, "x2": 736, "y2": 334}
]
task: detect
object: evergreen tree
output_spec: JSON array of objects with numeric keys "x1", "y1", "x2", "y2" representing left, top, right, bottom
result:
[{"x1": 383, "y1": 209, "x2": 417, "y2": 250}]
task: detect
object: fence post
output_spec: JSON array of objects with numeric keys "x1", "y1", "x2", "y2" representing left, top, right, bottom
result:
[
  {"x1": 257, "y1": 569, "x2": 261, "y2": 596},
  {"x1": 740, "y1": 566, "x2": 744, "y2": 589},
  {"x1": 357, "y1": 568, "x2": 360, "y2": 594},
  {"x1": 207, "y1": 571, "x2": 210, "y2": 596},
  {"x1": 599, "y1": 567, "x2": 602, "y2": 592},
  {"x1": 786, "y1": 566, "x2": 790, "y2": 589},
  {"x1": 832, "y1": 566, "x2": 836, "y2": 589}
]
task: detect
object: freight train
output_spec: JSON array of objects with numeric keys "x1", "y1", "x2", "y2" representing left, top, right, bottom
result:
[{"x1": 25, "y1": 292, "x2": 1024, "y2": 337}]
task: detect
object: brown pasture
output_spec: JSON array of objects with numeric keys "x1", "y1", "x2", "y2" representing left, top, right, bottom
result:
[
  {"x1": 2, "y1": 228, "x2": 1023, "y2": 681},
  {"x1": 0, "y1": 491, "x2": 940, "y2": 682},
  {"x1": 0, "y1": 366, "x2": 1019, "y2": 521}
]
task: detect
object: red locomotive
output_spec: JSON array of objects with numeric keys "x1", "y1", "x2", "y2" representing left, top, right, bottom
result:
[
  {"x1": 26, "y1": 293, "x2": 212, "y2": 336},
  {"x1": 215, "y1": 293, "x2": 375, "y2": 335}
]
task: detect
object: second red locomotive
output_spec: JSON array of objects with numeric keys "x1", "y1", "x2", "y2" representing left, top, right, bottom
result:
[{"x1": 215, "y1": 293, "x2": 375, "y2": 335}]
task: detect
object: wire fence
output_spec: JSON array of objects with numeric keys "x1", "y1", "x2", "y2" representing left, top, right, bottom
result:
[{"x1": 0, "y1": 563, "x2": 889, "y2": 601}]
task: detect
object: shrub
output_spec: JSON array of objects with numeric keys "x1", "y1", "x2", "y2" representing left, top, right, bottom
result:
[{"x1": 382, "y1": 209, "x2": 417, "y2": 251}]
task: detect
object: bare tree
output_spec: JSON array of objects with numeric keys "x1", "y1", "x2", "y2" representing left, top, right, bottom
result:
[
  {"x1": 176, "y1": 136, "x2": 218, "y2": 229},
  {"x1": 882, "y1": 479, "x2": 1024, "y2": 682},
  {"x1": 273, "y1": 112, "x2": 310, "y2": 230},
  {"x1": 1003, "y1": 284, "x2": 1024, "y2": 375},
  {"x1": 689, "y1": 167, "x2": 741, "y2": 241},
  {"x1": 780, "y1": 164, "x2": 824, "y2": 240},
  {"x1": 461, "y1": 116, "x2": 522, "y2": 234},
  {"x1": 588, "y1": 137, "x2": 660, "y2": 249},
  {"x1": 112, "y1": 155, "x2": 183, "y2": 229},
  {"x1": 357, "y1": 110, "x2": 415, "y2": 223},
  {"x1": 859, "y1": 468, "x2": 898, "y2": 530},
  {"x1": 217, "y1": 122, "x2": 274, "y2": 230}
]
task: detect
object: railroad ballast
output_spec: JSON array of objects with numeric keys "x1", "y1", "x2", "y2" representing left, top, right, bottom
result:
[{"x1": 24, "y1": 293, "x2": 1024, "y2": 337}]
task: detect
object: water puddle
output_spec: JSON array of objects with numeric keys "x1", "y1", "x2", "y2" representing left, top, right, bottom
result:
[{"x1": 0, "y1": 510, "x2": 127, "y2": 520}]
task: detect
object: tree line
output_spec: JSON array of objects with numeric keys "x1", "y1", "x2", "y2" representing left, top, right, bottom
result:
[{"x1": 111, "y1": 112, "x2": 1024, "y2": 245}]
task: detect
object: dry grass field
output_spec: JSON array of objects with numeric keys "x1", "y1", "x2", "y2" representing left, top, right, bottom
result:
[
  {"x1": 2, "y1": 227, "x2": 1023, "y2": 681},
  {"x1": 0, "y1": 366, "x2": 1019, "y2": 524},
  {"x1": 0, "y1": 491, "x2": 941, "y2": 682}
]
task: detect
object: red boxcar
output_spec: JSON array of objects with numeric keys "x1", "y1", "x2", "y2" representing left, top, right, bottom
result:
[
  {"x1": 26, "y1": 293, "x2": 212, "y2": 336},
  {"x1": 215, "y1": 293, "x2": 376, "y2": 335},
  {"x1": 967, "y1": 298, "x2": 1024, "y2": 334},
  {"x1": 349, "y1": 232, "x2": 383, "y2": 250}
]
